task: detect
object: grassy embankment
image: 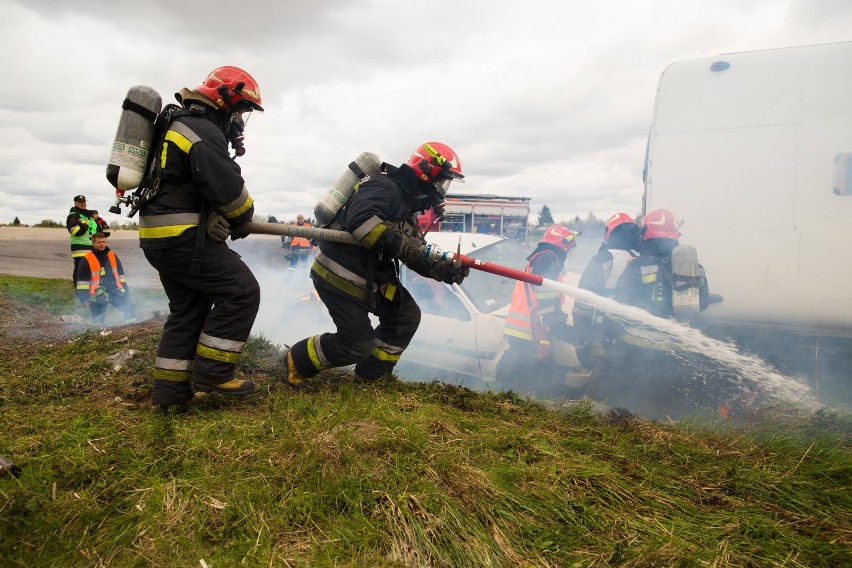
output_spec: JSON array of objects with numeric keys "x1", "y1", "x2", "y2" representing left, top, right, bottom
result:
[{"x1": 0, "y1": 275, "x2": 850, "y2": 567}]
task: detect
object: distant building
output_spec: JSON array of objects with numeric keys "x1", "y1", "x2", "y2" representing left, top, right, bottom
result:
[{"x1": 417, "y1": 194, "x2": 532, "y2": 246}]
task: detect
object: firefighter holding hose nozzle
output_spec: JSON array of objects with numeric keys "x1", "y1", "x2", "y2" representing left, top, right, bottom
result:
[{"x1": 283, "y1": 142, "x2": 469, "y2": 386}]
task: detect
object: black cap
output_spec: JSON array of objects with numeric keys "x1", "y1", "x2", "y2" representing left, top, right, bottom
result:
[{"x1": 73, "y1": 195, "x2": 86, "y2": 202}]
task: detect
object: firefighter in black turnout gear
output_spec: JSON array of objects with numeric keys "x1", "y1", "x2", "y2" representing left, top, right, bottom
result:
[
  {"x1": 585, "y1": 209, "x2": 715, "y2": 420},
  {"x1": 139, "y1": 66, "x2": 263, "y2": 410},
  {"x1": 284, "y1": 142, "x2": 469, "y2": 385}
]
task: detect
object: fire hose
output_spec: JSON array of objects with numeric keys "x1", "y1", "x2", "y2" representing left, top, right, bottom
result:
[
  {"x1": 238, "y1": 221, "x2": 559, "y2": 289},
  {"x1": 238, "y1": 222, "x2": 678, "y2": 330}
]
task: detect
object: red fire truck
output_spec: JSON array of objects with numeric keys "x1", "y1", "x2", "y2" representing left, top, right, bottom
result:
[{"x1": 418, "y1": 193, "x2": 532, "y2": 245}]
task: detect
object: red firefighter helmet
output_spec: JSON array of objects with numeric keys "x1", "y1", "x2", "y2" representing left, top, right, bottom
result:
[
  {"x1": 406, "y1": 142, "x2": 464, "y2": 198},
  {"x1": 541, "y1": 225, "x2": 579, "y2": 252},
  {"x1": 603, "y1": 212, "x2": 638, "y2": 244},
  {"x1": 640, "y1": 209, "x2": 680, "y2": 240},
  {"x1": 195, "y1": 66, "x2": 263, "y2": 112}
]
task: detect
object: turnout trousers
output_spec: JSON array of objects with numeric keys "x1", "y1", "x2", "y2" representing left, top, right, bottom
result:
[
  {"x1": 290, "y1": 282, "x2": 421, "y2": 381},
  {"x1": 143, "y1": 237, "x2": 260, "y2": 406}
]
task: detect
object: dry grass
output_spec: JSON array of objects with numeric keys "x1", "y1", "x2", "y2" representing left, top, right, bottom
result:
[{"x1": 0, "y1": 276, "x2": 850, "y2": 567}]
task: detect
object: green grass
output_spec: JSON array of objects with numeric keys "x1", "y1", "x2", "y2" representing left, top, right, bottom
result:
[
  {"x1": 0, "y1": 274, "x2": 167, "y2": 321},
  {"x1": 0, "y1": 279, "x2": 850, "y2": 567},
  {"x1": 0, "y1": 275, "x2": 77, "y2": 314}
]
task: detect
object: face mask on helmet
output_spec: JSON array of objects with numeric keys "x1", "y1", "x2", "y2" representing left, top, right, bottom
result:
[
  {"x1": 433, "y1": 175, "x2": 455, "y2": 199},
  {"x1": 224, "y1": 110, "x2": 252, "y2": 158}
]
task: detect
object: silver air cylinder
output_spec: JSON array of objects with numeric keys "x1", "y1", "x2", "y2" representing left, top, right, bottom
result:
[
  {"x1": 106, "y1": 85, "x2": 162, "y2": 191},
  {"x1": 314, "y1": 152, "x2": 382, "y2": 227}
]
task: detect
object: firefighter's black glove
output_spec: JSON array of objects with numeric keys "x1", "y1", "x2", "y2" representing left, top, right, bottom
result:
[
  {"x1": 428, "y1": 259, "x2": 469, "y2": 285},
  {"x1": 397, "y1": 234, "x2": 427, "y2": 266},
  {"x1": 206, "y1": 213, "x2": 231, "y2": 243},
  {"x1": 230, "y1": 223, "x2": 249, "y2": 241}
]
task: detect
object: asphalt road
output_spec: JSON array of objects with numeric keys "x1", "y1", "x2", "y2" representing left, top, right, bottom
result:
[{"x1": 0, "y1": 227, "x2": 289, "y2": 288}]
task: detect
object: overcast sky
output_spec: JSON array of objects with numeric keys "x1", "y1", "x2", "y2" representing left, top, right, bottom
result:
[{"x1": 2, "y1": 0, "x2": 851, "y2": 227}]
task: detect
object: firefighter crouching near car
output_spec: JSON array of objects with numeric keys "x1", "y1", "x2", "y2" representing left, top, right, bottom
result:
[
  {"x1": 288, "y1": 214, "x2": 313, "y2": 273},
  {"x1": 614, "y1": 209, "x2": 709, "y2": 318},
  {"x1": 66, "y1": 194, "x2": 98, "y2": 286},
  {"x1": 139, "y1": 66, "x2": 263, "y2": 411},
  {"x1": 497, "y1": 225, "x2": 584, "y2": 396},
  {"x1": 572, "y1": 212, "x2": 641, "y2": 369},
  {"x1": 75, "y1": 232, "x2": 136, "y2": 324},
  {"x1": 593, "y1": 209, "x2": 715, "y2": 419},
  {"x1": 283, "y1": 142, "x2": 469, "y2": 385}
]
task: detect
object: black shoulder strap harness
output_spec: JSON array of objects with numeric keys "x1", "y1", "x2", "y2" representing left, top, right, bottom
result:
[{"x1": 123, "y1": 102, "x2": 212, "y2": 275}]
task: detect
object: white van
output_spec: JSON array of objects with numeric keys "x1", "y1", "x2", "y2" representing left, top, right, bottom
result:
[{"x1": 642, "y1": 42, "x2": 852, "y2": 404}]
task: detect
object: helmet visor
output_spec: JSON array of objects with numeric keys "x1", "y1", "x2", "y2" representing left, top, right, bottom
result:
[{"x1": 433, "y1": 178, "x2": 453, "y2": 198}]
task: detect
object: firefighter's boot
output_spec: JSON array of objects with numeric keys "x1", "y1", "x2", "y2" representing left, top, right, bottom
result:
[
  {"x1": 283, "y1": 349, "x2": 306, "y2": 387},
  {"x1": 194, "y1": 377, "x2": 256, "y2": 396},
  {"x1": 152, "y1": 379, "x2": 196, "y2": 414}
]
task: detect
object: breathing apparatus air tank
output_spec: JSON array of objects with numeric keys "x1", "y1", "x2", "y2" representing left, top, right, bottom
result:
[
  {"x1": 314, "y1": 152, "x2": 382, "y2": 227},
  {"x1": 106, "y1": 85, "x2": 163, "y2": 212}
]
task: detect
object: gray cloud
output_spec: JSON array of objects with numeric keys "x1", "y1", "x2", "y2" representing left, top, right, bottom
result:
[{"x1": 3, "y1": 0, "x2": 852, "y2": 226}]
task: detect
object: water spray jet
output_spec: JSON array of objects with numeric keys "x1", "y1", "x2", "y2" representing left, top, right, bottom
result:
[{"x1": 240, "y1": 223, "x2": 817, "y2": 408}]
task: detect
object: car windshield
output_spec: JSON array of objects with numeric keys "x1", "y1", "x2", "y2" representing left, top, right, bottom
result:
[{"x1": 458, "y1": 238, "x2": 530, "y2": 313}]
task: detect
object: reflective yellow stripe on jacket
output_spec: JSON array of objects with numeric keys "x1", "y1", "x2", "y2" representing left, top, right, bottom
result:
[
  {"x1": 140, "y1": 122, "x2": 204, "y2": 240},
  {"x1": 139, "y1": 212, "x2": 202, "y2": 239}
]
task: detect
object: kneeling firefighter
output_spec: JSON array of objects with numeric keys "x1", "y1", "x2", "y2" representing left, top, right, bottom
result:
[
  {"x1": 139, "y1": 66, "x2": 264, "y2": 410},
  {"x1": 284, "y1": 142, "x2": 469, "y2": 385}
]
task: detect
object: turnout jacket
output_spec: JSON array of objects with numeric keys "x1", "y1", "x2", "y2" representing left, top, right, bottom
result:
[
  {"x1": 66, "y1": 206, "x2": 97, "y2": 258},
  {"x1": 311, "y1": 164, "x2": 431, "y2": 304},
  {"x1": 139, "y1": 110, "x2": 254, "y2": 249},
  {"x1": 572, "y1": 248, "x2": 637, "y2": 340},
  {"x1": 614, "y1": 253, "x2": 709, "y2": 319}
]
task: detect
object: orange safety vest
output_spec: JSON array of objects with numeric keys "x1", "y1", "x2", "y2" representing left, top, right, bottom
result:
[
  {"x1": 290, "y1": 222, "x2": 312, "y2": 249},
  {"x1": 503, "y1": 249, "x2": 564, "y2": 359},
  {"x1": 83, "y1": 250, "x2": 125, "y2": 297}
]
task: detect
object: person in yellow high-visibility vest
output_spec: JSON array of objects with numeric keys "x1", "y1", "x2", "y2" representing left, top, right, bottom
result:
[{"x1": 65, "y1": 194, "x2": 97, "y2": 286}]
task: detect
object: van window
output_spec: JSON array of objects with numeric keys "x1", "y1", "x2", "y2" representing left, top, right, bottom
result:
[{"x1": 833, "y1": 153, "x2": 852, "y2": 195}]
